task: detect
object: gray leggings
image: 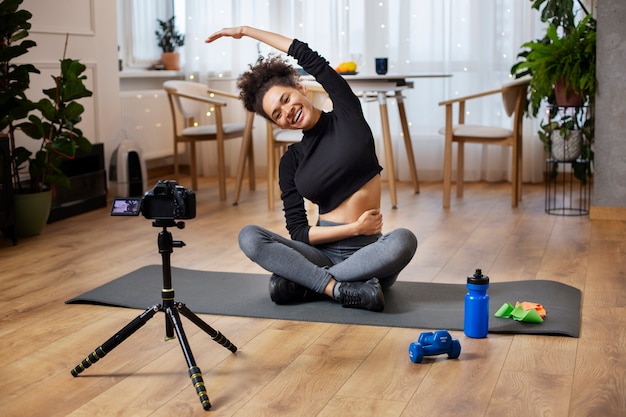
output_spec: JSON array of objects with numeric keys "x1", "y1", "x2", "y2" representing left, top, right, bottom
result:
[{"x1": 238, "y1": 221, "x2": 418, "y2": 293}]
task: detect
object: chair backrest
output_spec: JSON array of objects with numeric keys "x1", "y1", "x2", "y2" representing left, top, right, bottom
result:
[
  {"x1": 501, "y1": 76, "x2": 531, "y2": 141},
  {"x1": 163, "y1": 80, "x2": 210, "y2": 120},
  {"x1": 501, "y1": 76, "x2": 531, "y2": 117}
]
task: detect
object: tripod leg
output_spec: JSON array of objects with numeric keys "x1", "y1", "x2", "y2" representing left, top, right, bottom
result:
[
  {"x1": 71, "y1": 304, "x2": 160, "y2": 377},
  {"x1": 176, "y1": 302, "x2": 237, "y2": 353},
  {"x1": 163, "y1": 288, "x2": 175, "y2": 340},
  {"x1": 165, "y1": 306, "x2": 211, "y2": 411}
]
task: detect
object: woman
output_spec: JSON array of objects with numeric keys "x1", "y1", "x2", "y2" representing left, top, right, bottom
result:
[{"x1": 206, "y1": 27, "x2": 417, "y2": 312}]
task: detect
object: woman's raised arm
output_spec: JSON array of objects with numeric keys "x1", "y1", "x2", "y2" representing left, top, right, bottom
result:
[{"x1": 206, "y1": 26, "x2": 293, "y2": 54}]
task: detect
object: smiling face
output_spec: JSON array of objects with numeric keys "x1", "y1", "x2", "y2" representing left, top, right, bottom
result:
[{"x1": 262, "y1": 83, "x2": 321, "y2": 130}]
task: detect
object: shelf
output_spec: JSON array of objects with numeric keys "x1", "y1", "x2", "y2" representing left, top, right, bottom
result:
[
  {"x1": 119, "y1": 69, "x2": 185, "y2": 91},
  {"x1": 119, "y1": 69, "x2": 182, "y2": 79}
]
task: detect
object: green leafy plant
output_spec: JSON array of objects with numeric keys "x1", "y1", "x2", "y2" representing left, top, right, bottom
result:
[
  {"x1": 511, "y1": 0, "x2": 595, "y2": 184},
  {"x1": 530, "y1": 0, "x2": 578, "y2": 34},
  {"x1": 155, "y1": 17, "x2": 185, "y2": 53},
  {"x1": 14, "y1": 58, "x2": 93, "y2": 192},
  {"x1": 0, "y1": 0, "x2": 39, "y2": 144},
  {"x1": 573, "y1": 110, "x2": 594, "y2": 183},
  {"x1": 1, "y1": 0, "x2": 92, "y2": 193},
  {"x1": 511, "y1": 14, "x2": 596, "y2": 117}
]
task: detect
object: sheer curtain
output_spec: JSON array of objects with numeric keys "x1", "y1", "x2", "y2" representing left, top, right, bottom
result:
[
  {"x1": 117, "y1": 0, "x2": 174, "y2": 68},
  {"x1": 178, "y1": 0, "x2": 545, "y2": 183}
]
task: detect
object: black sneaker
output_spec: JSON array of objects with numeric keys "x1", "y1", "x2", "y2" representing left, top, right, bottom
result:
[
  {"x1": 269, "y1": 274, "x2": 315, "y2": 304},
  {"x1": 337, "y1": 278, "x2": 385, "y2": 312}
]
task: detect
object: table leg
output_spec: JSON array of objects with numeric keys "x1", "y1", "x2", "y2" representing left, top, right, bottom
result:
[
  {"x1": 233, "y1": 111, "x2": 255, "y2": 205},
  {"x1": 377, "y1": 92, "x2": 398, "y2": 209},
  {"x1": 442, "y1": 104, "x2": 453, "y2": 208},
  {"x1": 246, "y1": 115, "x2": 256, "y2": 192},
  {"x1": 395, "y1": 91, "x2": 420, "y2": 193}
]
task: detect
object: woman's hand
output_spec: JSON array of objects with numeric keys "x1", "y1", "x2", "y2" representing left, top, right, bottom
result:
[
  {"x1": 308, "y1": 209, "x2": 382, "y2": 245},
  {"x1": 355, "y1": 209, "x2": 383, "y2": 236},
  {"x1": 205, "y1": 27, "x2": 245, "y2": 43}
]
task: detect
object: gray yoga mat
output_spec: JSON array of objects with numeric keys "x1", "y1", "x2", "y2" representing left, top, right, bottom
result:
[{"x1": 66, "y1": 265, "x2": 581, "y2": 337}]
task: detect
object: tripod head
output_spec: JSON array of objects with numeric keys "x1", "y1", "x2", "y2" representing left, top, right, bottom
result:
[
  {"x1": 153, "y1": 219, "x2": 185, "y2": 254},
  {"x1": 153, "y1": 219, "x2": 186, "y2": 230}
]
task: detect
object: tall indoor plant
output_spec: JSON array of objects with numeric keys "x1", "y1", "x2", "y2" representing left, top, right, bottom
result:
[
  {"x1": 511, "y1": 0, "x2": 596, "y2": 183},
  {"x1": 0, "y1": 0, "x2": 92, "y2": 236},
  {"x1": 0, "y1": 0, "x2": 38, "y2": 158},
  {"x1": 155, "y1": 16, "x2": 185, "y2": 70},
  {"x1": 15, "y1": 57, "x2": 93, "y2": 193}
]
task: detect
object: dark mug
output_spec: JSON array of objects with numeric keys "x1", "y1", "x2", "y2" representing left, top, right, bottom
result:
[{"x1": 375, "y1": 57, "x2": 388, "y2": 75}]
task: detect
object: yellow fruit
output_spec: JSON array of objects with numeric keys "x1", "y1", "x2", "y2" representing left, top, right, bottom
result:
[
  {"x1": 345, "y1": 61, "x2": 357, "y2": 72},
  {"x1": 335, "y1": 61, "x2": 357, "y2": 73}
]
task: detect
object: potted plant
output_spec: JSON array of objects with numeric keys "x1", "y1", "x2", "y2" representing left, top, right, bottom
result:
[
  {"x1": 511, "y1": 14, "x2": 596, "y2": 116},
  {"x1": 0, "y1": 0, "x2": 92, "y2": 237},
  {"x1": 155, "y1": 16, "x2": 185, "y2": 70},
  {"x1": 511, "y1": 0, "x2": 595, "y2": 184},
  {"x1": 540, "y1": 116, "x2": 579, "y2": 161},
  {"x1": 541, "y1": 117, "x2": 594, "y2": 185}
]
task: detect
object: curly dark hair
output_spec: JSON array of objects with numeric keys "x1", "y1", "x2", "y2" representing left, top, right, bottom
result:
[{"x1": 237, "y1": 54, "x2": 301, "y2": 120}]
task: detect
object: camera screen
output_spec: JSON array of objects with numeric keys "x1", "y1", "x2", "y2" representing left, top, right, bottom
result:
[{"x1": 111, "y1": 198, "x2": 142, "y2": 216}]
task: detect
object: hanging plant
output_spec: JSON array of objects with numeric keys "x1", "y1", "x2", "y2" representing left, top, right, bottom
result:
[{"x1": 511, "y1": 14, "x2": 596, "y2": 117}]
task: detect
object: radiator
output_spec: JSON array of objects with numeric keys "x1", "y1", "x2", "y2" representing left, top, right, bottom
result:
[
  {"x1": 119, "y1": 90, "x2": 173, "y2": 161},
  {"x1": 118, "y1": 89, "x2": 245, "y2": 177}
]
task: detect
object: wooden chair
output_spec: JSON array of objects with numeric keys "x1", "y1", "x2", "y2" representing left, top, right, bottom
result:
[
  {"x1": 163, "y1": 80, "x2": 254, "y2": 200},
  {"x1": 438, "y1": 77, "x2": 530, "y2": 208},
  {"x1": 266, "y1": 122, "x2": 302, "y2": 209}
]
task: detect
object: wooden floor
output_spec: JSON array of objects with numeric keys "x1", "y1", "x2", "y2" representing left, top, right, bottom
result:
[{"x1": 1, "y1": 178, "x2": 624, "y2": 417}]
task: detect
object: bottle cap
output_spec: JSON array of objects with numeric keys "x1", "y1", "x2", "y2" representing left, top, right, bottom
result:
[{"x1": 467, "y1": 268, "x2": 489, "y2": 284}]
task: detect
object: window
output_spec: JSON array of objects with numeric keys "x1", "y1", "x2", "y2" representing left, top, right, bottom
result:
[
  {"x1": 117, "y1": 0, "x2": 546, "y2": 183},
  {"x1": 117, "y1": 0, "x2": 176, "y2": 68}
]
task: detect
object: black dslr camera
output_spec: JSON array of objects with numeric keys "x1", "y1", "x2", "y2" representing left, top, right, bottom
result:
[{"x1": 111, "y1": 180, "x2": 196, "y2": 220}]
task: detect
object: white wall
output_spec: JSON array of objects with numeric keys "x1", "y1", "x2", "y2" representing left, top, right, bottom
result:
[{"x1": 18, "y1": 0, "x2": 121, "y2": 175}]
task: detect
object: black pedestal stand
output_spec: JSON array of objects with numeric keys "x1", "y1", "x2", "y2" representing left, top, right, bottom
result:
[{"x1": 70, "y1": 219, "x2": 237, "y2": 411}]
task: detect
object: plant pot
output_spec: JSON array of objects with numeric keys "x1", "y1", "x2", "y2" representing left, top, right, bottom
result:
[
  {"x1": 550, "y1": 129, "x2": 582, "y2": 161},
  {"x1": 14, "y1": 190, "x2": 52, "y2": 237},
  {"x1": 554, "y1": 77, "x2": 583, "y2": 107},
  {"x1": 161, "y1": 52, "x2": 180, "y2": 70}
]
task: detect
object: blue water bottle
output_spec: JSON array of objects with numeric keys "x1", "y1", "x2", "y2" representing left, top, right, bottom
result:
[{"x1": 464, "y1": 269, "x2": 490, "y2": 338}]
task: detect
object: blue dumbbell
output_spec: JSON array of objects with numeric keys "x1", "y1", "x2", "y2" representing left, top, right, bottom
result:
[{"x1": 408, "y1": 330, "x2": 461, "y2": 363}]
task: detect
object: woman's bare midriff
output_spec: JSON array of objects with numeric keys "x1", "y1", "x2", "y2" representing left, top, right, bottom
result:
[{"x1": 319, "y1": 175, "x2": 381, "y2": 224}]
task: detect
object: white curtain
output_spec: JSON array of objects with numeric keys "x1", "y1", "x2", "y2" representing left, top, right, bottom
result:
[
  {"x1": 118, "y1": 0, "x2": 174, "y2": 68},
  {"x1": 178, "y1": 0, "x2": 546, "y2": 183}
]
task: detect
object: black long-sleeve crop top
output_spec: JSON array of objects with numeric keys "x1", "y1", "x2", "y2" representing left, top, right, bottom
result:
[{"x1": 279, "y1": 40, "x2": 382, "y2": 243}]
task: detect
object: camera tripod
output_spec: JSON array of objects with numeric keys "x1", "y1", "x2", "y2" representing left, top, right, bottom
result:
[{"x1": 70, "y1": 219, "x2": 237, "y2": 411}]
